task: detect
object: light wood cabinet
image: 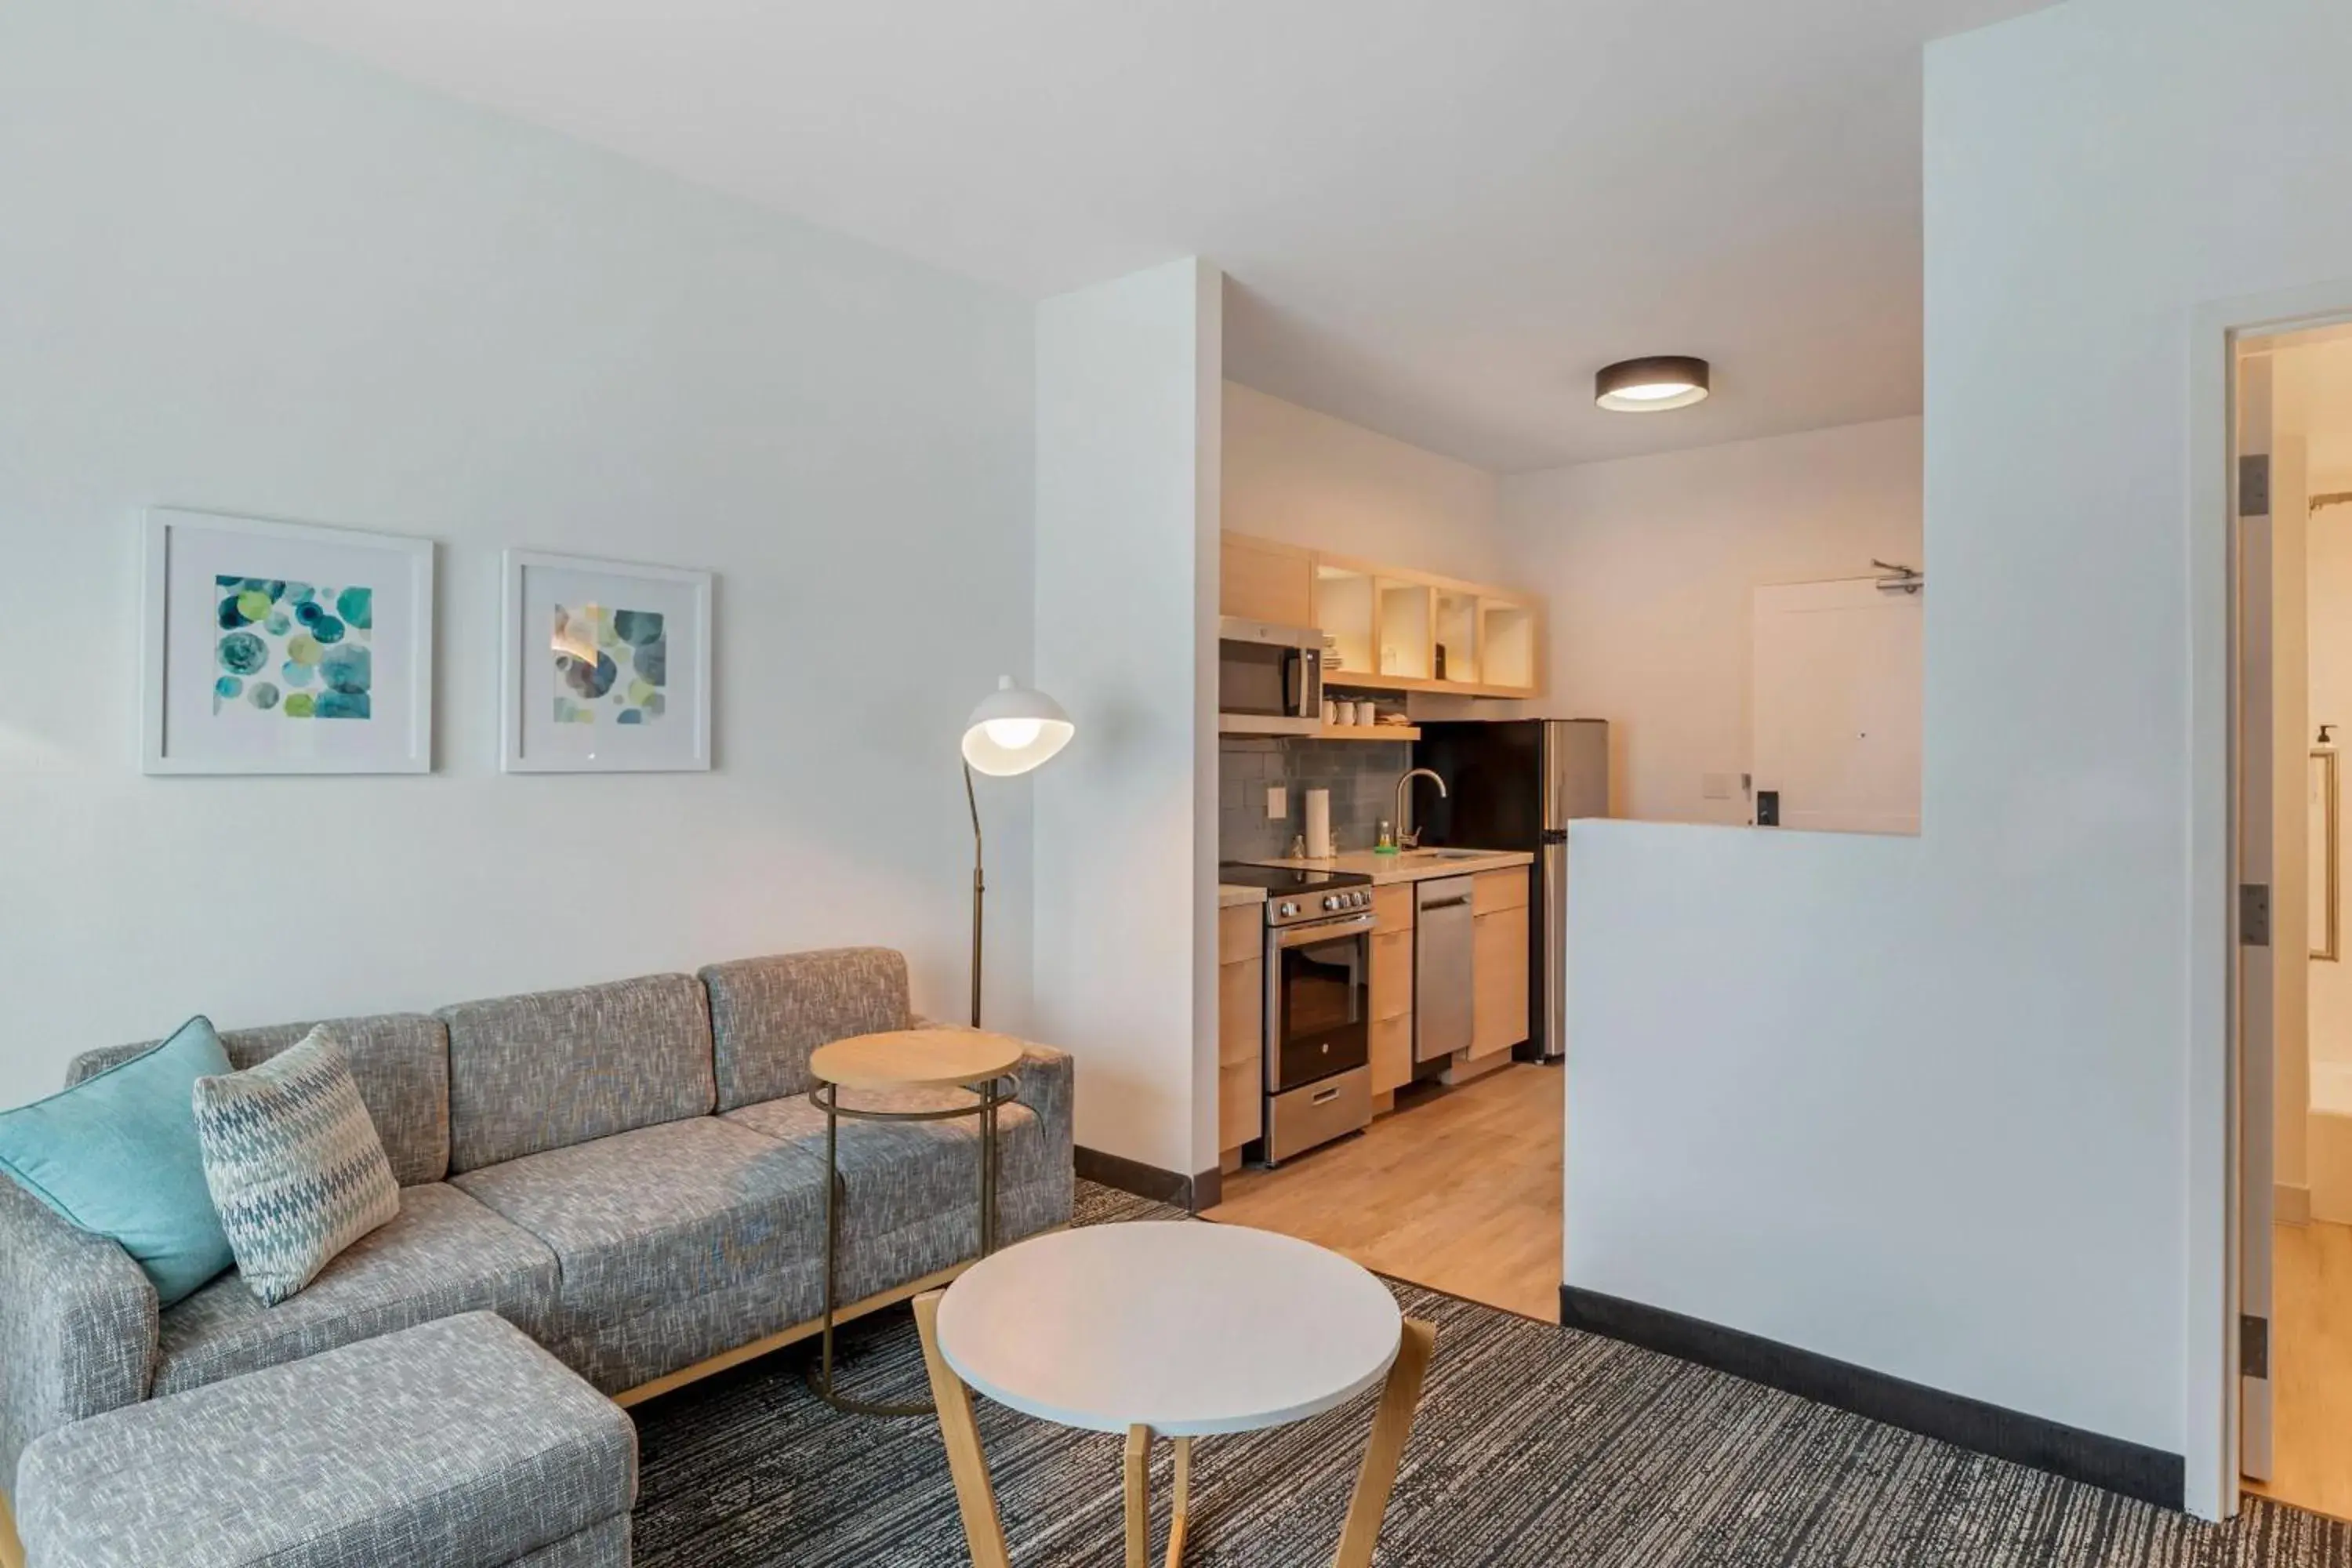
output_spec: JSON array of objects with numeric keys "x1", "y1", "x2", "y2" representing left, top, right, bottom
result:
[
  {"x1": 1472, "y1": 867, "x2": 1530, "y2": 916},
  {"x1": 1370, "y1": 1014, "x2": 1414, "y2": 1098},
  {"x1": 1218, "y1": 903, "x2": 1265, "y2": 1158},
  {"x1": 1471, "y1": 899, "x2": 1530, "y2": 1059},
  {"x1": 1369, "y1": 928, "x2": 1415, "y2": 1094},
  {"x1": 1222, "y1": 534, "x2": 1544, "y2": 699},
  {"x1": 1220, "y1": 533, "x2": 1315, "y2": 627}
]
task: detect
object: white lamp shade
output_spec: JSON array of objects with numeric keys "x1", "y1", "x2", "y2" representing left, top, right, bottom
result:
[{"x1": 961, "y1": 676, "x2": 1075, "y2": 776}]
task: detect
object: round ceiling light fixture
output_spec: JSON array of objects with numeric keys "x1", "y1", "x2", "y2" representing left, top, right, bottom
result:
[{"x1": 1595, "y1": 355, "x2": 1711, "y2": 413}]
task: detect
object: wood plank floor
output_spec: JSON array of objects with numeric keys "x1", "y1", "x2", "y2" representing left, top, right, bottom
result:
[
  {"x1": 2250, "y1": 1218, "x2": 2352, "y2": 1520},
  {"x1": 1204, "y1": 1060, "x2": 1563, "y2": 1322}
]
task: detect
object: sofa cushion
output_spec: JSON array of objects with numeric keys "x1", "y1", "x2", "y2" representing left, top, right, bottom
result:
[
  {"x1": 725, "y1": 1087, "x2": 1050, "y2": 1241},
  {"x1": 700, "y1": 949, "x2": 909, "y2": 1112},
  {"x1": 441, "y1": 973, "x2": 714, "y2": 1172},
  {"x1": 2, "y1": 1017, "x2": 236, "y2": 1307},
  {"x1": 154, "y1": 1183, "x2": 560, "y2": 1397},
  {"x1": 18, "y1": 1312, "x2": 635, "y2": 1568},
  {"x1": 192, "y1": 1029, "x2": 402, "y2": 1307},
  {"x1": 450, "y1": 1117, "x2": 823, "y2": 1340},
  {"x1": 71, "y1": 1012, "x2": 453, "y2": 1188}
]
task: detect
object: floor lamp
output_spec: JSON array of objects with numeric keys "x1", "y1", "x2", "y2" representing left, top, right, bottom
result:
[{"x1": 960, "y1": 676, "x2": 1074, "y2": 1028}]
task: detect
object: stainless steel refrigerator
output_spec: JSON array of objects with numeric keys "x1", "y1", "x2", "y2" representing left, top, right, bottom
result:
[{"x1": 1410, "y1": 719, "x2": 1609, "y2": 1062}]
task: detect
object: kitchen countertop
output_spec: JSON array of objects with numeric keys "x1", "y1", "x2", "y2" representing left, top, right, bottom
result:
[
  {"x1": 1218, "y1": 883, "x2": 1270, "y2": 909},
  {"x1": 1239, "y1": 849, "x2": 1534, "y2": 886}
]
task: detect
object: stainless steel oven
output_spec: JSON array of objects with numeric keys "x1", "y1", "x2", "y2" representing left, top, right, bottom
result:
[
  {"x1": 1263, "y1": 891, "x2": 1373, "y2": 1163},
  {"x1": 1218, "y1": 617, "x2": 1323, "y2": 736}
]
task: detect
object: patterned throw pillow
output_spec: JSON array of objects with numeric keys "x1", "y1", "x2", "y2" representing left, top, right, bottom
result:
[{"x1": 192, "y1": 1028, "x2": 401, "y2": 1306}]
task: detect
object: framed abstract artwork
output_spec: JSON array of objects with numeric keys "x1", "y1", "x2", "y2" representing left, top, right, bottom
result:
[
  {"x1": 142, "y1": 509, "x2": 436, "y2": 775},
  {"x1": 499, "y1": 550, "x2": 713, "y2": 773}
]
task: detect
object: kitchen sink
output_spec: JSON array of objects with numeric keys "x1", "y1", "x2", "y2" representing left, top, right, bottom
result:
[{"x1": 1399, "y1": 848, "x2": 1490, "y2": 861}]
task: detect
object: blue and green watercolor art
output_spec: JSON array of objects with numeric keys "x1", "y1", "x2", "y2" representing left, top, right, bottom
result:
[
  {"x1": 214, "y1": 575, "x2": 372, "y2": 719},
  {"x1": 551, "y1": 603, "x2": 666, "y2": 727}
]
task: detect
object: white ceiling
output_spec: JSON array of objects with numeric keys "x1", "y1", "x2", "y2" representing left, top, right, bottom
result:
[{"x1": 204, "y1": 0, "x2": 2053, "y2": 473}]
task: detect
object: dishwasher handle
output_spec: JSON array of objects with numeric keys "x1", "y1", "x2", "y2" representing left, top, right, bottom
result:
[{"x1": 1419, "y1": 895, "x2": 1472, "y2": 911}]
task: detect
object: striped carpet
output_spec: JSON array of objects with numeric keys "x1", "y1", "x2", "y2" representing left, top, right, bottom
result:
[{"x1": 630, "y1": 1184, "x2": 2352, "y2": 1566}]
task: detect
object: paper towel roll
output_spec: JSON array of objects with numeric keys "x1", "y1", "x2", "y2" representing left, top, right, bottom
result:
[{"x1": 1304, "y1": 788, "x2": 1332, "y2": 860}]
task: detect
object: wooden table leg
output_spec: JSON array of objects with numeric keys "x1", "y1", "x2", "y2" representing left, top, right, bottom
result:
[
  {"x1": 1125, "y1": 1425, "x2": 1153, "y2": 1568},
  {"x1": 1166, "y1": 1436, "x2": 1192, "y2": 1568},
  {"x1": 914, "y1": 1290, "x2": 1011, "y2": 1568},
  {"x1": 1330, "y1": 1318, "x2": 1437, "y2": 1568}
]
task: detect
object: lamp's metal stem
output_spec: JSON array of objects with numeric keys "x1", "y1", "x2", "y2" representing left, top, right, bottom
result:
[{"x1": 965, "y1": 761, "x2": 984, "y2": 1029}]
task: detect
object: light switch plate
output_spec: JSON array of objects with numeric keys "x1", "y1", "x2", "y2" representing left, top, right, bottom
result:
[
  {"x1": 1267, "y1": 786, "x2": 1287, "y2": 818},
  {"x1": 1702, "y1": 772, "x2": 1734, "y2": 801}
]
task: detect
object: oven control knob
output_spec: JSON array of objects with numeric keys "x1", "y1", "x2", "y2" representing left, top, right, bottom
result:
[
  {"x1": 1323, "y1": 895, "x2": 1340, "y2": 910},
  {"x1": 1278, "y1": 902, "x2": 1297, "y2": 918}
]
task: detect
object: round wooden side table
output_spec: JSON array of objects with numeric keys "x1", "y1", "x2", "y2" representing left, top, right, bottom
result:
[
  {"x1": 806, "y1": 1027, "x2": 1026, "y2": 1416},
  {"x1": 914, "y1": 1221, "x2": 1438, "y2": 1568}
]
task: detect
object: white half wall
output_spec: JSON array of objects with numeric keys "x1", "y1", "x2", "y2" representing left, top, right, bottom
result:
[
  {"x1": 0, "y1": 0, "x2": 1036, "y2": 1108},
  {"x1": 1566, "y1": 0, "x2": 2352, "y2": 1514},
  {"x1": 1501, "y1": 419, "x2": 1922, "y2": 824},
  {"x1": 1032, "y1": 259, "x2": 1222, "y2": 1180}
]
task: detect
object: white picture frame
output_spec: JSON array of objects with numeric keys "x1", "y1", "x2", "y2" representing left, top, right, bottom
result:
[
  {"x1": 500, "y1": 550, "x2": 713, "y2": 774},
  {"x1": 142, "y1": 509, "x2": 436, "y2": 775}
]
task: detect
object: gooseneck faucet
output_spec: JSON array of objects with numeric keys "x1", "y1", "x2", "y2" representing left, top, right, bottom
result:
[{"x1": 1395, "y1": 768, "x2": 1448, "y2": 849}]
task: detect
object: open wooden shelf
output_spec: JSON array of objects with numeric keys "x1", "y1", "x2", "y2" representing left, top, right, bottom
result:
[
  {"x1": 1221, "y1": 532, "x2": 1545, "y2": 701},
  {"x1": 1319, "y1": 723, "x2": 1421, "y2": 742}
]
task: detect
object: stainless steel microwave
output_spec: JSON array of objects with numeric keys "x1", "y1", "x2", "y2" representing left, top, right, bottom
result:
[{"x1": 1218, "y1": 618, "x2": 1323, "y2": 735}]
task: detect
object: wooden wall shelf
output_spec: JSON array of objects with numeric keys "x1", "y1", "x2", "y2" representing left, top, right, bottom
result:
[
  {"x1": 1319, "y1": 724, "x2": 1420, "y2": 742},
  {"x1": 1218, "y1": 532, "x2": 1545, "y2": 700}
]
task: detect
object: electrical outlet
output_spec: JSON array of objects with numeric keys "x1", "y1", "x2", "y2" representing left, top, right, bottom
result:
[{"x1": 1266, "y1": 786, "x2": 1287, "y2": 819}]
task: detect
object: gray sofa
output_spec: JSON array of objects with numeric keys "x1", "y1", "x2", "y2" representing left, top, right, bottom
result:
[{"x1": 0, "y1": 946, "x2": 1074, "y2": 1508}]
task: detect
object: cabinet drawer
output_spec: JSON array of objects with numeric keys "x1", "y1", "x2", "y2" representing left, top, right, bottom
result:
[
  {"x1": 1219, "y1": 1060, "x2": 1262, "y2": 1152},
  {"x1": 1372, "y1": 884, "x2": 1416, "y2": 931},
  {"x1": 1219, "y1": 904, "x2": 1263, "y2": 965},
  {"x1": 1472, "y1": 866, "x2": 1530, "y2": 916},
  {"x1": 1471, "y1": 903, "x2": 1530, "y2": 1058},
  {"x1": 1218, "y1": 955, "x2": 1263, "y2": 1068},
  {"x1": 1370, "y1": 928, "x2": 1414, "y2": 1021},
  {"x1": 1370, "y1": 1013, "x2": 1413, "y2": 1095}
]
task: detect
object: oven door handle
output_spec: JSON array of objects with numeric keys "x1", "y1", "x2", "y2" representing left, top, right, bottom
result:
[{"x1": 1272, "y1": 912, "x2": 1377, "y2": 948}]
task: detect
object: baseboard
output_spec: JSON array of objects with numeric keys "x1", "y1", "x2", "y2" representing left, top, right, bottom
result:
[
  {"x1": 1559, "y1": 1285, "x2": 2185, "y2": 1511},
  {"x1": 1074, "y1": 1146, "x2": 1218, "y2": 1213},
  {"x1": 2278, "y1": 1181, "x2": 2313, "y2": 1227}
]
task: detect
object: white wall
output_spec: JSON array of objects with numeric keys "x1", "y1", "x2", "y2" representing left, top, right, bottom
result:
[
  {"x1": 0, "y1": 0, "x2": 1036, "y2": 1108},
  {"x1": 1033, "y1": 259, "x2": 1222, "y2": 1180},
  {"x1": 1566, "y1": 0, "x2": 2352, "y2": 1510},
  {"x1": 1221, "y1": 382, "x2": 1506, "y2": 582},
  {"x1": 1501, "y1": 419, "x2": 1922, "y2": 824}
]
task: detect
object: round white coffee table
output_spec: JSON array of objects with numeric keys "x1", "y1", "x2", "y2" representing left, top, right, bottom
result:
[{"x1": 912, "y1": 1223, "x2": 1437, "y2": 1568}]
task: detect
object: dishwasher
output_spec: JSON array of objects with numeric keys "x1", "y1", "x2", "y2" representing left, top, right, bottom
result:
[{"x1": 1413, "y1": 875, "x2": 1475, "y2": 1064}]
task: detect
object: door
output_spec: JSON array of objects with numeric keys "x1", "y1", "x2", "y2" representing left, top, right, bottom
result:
[
  {"x1": 2237, "y1": 351, "x2": 2294, "y2": 1484},
  {"x1": 1751, "y1": 579, "x2": 1923, "y2": 834}
]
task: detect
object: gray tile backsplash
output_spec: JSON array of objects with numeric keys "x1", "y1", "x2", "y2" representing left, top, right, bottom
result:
[{"x1": 1220, "y1": 738, "x2": 1415, "y2": 863}]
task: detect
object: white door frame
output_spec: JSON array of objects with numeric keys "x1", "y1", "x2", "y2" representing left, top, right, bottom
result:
[{"x1": 2188, "y1": 277, "x2": 2352, "y2": 1523}]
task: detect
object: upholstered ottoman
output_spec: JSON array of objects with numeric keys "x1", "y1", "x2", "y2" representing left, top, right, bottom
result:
[{"x1": 14, "y1": 1312, "x2": 635, "y2": 1568}]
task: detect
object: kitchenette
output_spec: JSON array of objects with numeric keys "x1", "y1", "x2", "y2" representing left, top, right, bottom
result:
[{"x1": 1212, "y1": 528, "x2": 1607, "y2": 1176}]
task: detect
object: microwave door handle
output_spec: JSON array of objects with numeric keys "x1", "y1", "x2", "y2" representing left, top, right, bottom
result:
[{"x1": 1287, "y1": 648, "x2": 1305, "y2": 713}]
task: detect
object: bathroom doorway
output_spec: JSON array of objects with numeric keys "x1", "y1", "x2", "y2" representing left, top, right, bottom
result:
[{"x1": 2240, "y1": 321, "x2": 2352, "y2": 1519}]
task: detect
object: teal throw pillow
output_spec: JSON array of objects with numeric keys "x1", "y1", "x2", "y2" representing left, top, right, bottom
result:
[{"x1": 0, "y1": 1017, "x2": 237, "y2": 1305}]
